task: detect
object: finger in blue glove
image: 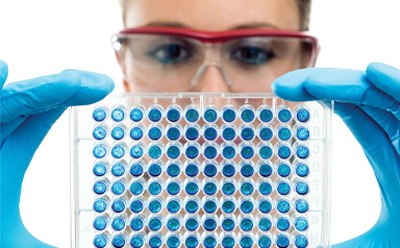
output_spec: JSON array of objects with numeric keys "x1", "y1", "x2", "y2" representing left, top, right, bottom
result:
[
  {"x1": 272, "y1": 62, "x2": 400, "y2": 247},
  {"x1": 0, "y1": 60, "x2": 114, "y2": 248}
]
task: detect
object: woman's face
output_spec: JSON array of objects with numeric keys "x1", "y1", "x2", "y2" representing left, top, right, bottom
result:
[{"x1": 120, "y1": 0, "x2": 302, "y2": 92}]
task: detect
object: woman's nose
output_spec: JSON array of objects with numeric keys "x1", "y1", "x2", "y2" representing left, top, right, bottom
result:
[{"x1": 191, "y1": 65, "x2": 232, "y2": 93}]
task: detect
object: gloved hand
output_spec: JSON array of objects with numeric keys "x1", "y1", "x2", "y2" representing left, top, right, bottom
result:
[
  {"x1": 273, "y1": 62, "x2": 400, "y2": 247},
  {"x1": 0, "y1": 60, "x2": 114, "y2": 247}
]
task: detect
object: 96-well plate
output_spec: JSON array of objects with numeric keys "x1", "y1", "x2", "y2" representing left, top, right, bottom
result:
[{"x1": 71, "y1": 93, "x2": 331, "y2": 248}]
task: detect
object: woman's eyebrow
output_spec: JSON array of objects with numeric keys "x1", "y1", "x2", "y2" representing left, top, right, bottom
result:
[
  {"x1": 143, "y1": 21, "x2": 189, "y2": 28},
  {"x1": 230, "y1": 22, "x2": 280, "y2": 30},
  {"x1": 142, "y1": 21, "x2": 281, "y2": 30}
]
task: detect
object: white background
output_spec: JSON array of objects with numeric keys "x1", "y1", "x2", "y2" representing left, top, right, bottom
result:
[{"x1": 1, "y1": 0, "x2": 400, "y2": 247}]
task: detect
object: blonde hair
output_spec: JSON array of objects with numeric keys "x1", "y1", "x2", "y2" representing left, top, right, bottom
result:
[{"x1": 119, "y1": 0, "x2": 311, "y2": 31}]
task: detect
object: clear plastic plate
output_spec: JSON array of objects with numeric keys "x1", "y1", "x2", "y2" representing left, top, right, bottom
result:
[{"x1": 71, "y1": 93, "x2": 332, "y2": 248}]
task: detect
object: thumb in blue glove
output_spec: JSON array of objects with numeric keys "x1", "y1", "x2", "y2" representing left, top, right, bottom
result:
[
  {"x1": 0, "y1": 60, "x2": 114, "y2": 247},
  {"x1": 272, "y1": 62, "x2": 400, "y2": 247}
]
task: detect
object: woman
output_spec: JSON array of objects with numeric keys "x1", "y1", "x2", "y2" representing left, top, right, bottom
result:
[{"x1": 1, "y1": 0, "x2": 399, "y2": 247}]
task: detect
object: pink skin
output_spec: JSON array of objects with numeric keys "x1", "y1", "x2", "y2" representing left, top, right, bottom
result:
[{"x1": 117, "y1": 0, "x2": 303, "y2": 93}]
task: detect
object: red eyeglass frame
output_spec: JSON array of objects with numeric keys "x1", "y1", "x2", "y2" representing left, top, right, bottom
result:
[{"x1": 114, "y1": 26, "x2": 320, "y2": 66}]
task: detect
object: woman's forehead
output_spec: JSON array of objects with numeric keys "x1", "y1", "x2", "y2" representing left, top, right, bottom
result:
[{"x1": 124, "y1": 0, "x2": 301, "y2": 31}]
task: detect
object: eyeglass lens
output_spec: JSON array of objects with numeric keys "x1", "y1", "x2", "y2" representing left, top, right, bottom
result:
[{"x1": 120, "y1": 35, "x2": 313, "y2": 93}]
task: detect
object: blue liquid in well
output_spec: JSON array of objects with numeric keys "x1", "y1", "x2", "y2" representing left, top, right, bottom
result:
[
  {"x1": 111, "y1": 198, "x2": 125, "y2": 213},
  {"x1": 167, "y1": 163, "x2": 180, "y2": 177},
  {"x1": 185, "y1": 235, "x2": 199, "y2": 248},
  {"x1": 203, "y1": 235, "x2": 217, "y2": 248},
  {"x1": 148, "y1": 107, "x2": 162, "y2": 122},
  {"x1": 222, "y1": 163, "x2": 236, "y2": 177},
  {"x1": 130, "y1": 107, "x2": 144, "y2": 122},
  {"x1": 130, "y1": 217, "x2": 144, "y2": 231},
  {"x1": 148, "y1": 217, "x2": 162, "y2": 231},
  {"x1": 277, "y1": 108, "x2": 292, "y2": 123},
  {"x1": 93, "y1": 216, "x2": 107, "y2": 231},
  {"x1": 130, "y1": 126, "x2": 144, "y2": 140},
  {"x1": 148, "y1": 199, "x2": 162, "y2": 213},
  {"x1": 149, "y1": 235, "x2": 162, "y2": 248},
  {"x1": 185, "y1": 181, "x2": 199, "y2": 195},
  {"x1": 111, "y1": 162, "x2": 125, "y2": 177},
  {"x1": 203, "y1": 181, "x2": 217, "y2": 195},
  {"x1": 259, "y1": 163, "x2": 272, "y2": 177},
  {"x1": 167, "y1": 217, "x2": 181, "y2": 231},
  {"x1": 204, "y1": 126, "x2": 218, "y2": 141},
  {"x1": 93, "y1": 162, "x2": 107, "y2": 176},
  {"x1": 259, "y1": 108, "x2": 273, "y2": 123},
  {"x1": 296, "y1": 126, "x2": 310, "y2": 140},
  {"x1": 204, "y1": 163, "x2": 218, "y2": 177},
  {"x1": 111, "y1": 108, "x2": 125, "y2": 122},
  {"x1": 276, "y1": 234, "x2": 290, "y2": 248},
  {"x1": 241, "y1": 108, "x2": 255, "y2": 122},
  {"x1": 93, "y1": 234, "x2": 107, "y2": 248},
  {"x1": 130, "y1": 162, "x2": 144, "y2": 177},
  {"x1": 148, "y1": 181, "x2": 162, "y2": 195},
  {"x1": 258, "y1": 235, "x2": 272, "y2": 248},
  {"x1": 240, "y1": 217, "x2": 253, "y2": 231},
  {"x1": 130, "y1": 145, "x2": 144, "y2": 159},
  {"x1": 185, "y1": 218, "x2": 199, "y2": 232},
  {"x1": 166, "y1": 199, "x2": 181, "y2": 213},
  {"x1": 259, "y1": 182, "x2": 272, "y2": 195},
  {"x1": 185, "y1": 108, "x2": 200, "y2": 123},
  {"x1": 204, "y1": 108, "x2": 218, "y2": 123},
  {"x1": 148, "y1": 126, "x2": 162, "y2": 140},
  {"x1": 167, "y1": 235, "x2": 181, "y2": 248},
  {"x1": 167, "y1": 126, "x2": 181, "y2": 140},
  {"x1": 111, "y1": 126, "x2": 125, "y2": 140},
  {"x1": 259, "y1": 126, "x2": 273, "y2": 141},
  {"x1": 296, "y1": 108, "x2": 310, "y2": 122},
  {"x1": 222, "y1": 217, "x2": 235, "y2": 231},
  {"x1": 167, "y1": 181, "x2": 180, "y2": 195},
  {"x1": 93, "y1": 126, "x2": 107, "y2": 140},
  {"x1": 203, "y1": 217, "x2": 217, "y2": 231},
  {"x1": 167, "y1": 107, "x2": 181, "y2": 122},
  {"x1": 111, "y1": 217, "x2": 126, "y2": 231},
  {"x1": 130, "y1": 235, "x2": 144, "y2": 248},
  {"x1": 222, "y1": 108, "x2": 236, "y2": 122},
  {"x1": 204, "y1": 145, "x2": 218, "y2": 159},
  {"x1": 185, "y1": 126, "x2": 199, "y2": 140},
  {"x1": 148, "y1": 163, "x2": 162, "y2": 177},
  {"x1": 222, "y1": 236, "x2": 235, "y2": 248},
  {"x1": 93, "y1": 108, "x2": 107, "y2": 122},
  {"x1": 295, "y1": 217, "x2": 309, "y2": 231},
  {"x1": 240, "y1": 235, "x2": 253, "y2": 248},
  {"x1": 295, "y1": 235, "x2": 308, "y2": 248},
  {"x1": 258, "y1": 217, "x2": 272, "y2": 231},
  {"x1": 222, "y1": 199, "x2": 236, "y2": 213},
  {"x1": 277, "y1": 217, "x2": 290, "y2": 231},
  {"x1": 93, "y1": 144, "x2": 107, "y2": 159},
  {"x1": 259, "y1": 199, "x2": 272, "y2": 213}
]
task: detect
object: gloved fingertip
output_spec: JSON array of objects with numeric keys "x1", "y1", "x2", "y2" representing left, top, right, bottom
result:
[
  {"x1": 0, "y1": 60, "x2": 9, "y2": 86},
  {"x1": 82, "y1": 71, "x2": 115, "y2": 94},
  {"x1": 366, "y1": 62, "x2": 400, "y2": 100},
  {"x1": 272, "y1": 68, "x2": 317, "y2": 102},
  {"x1": 60, "y1": 69, "x2": 115, "y2": 106},
  {"x1": 0, "y1": 60, "x2": 8, "y2": 70},
  {"x1": 367, "y1": 62, "x2": 400, "y2": 80}
]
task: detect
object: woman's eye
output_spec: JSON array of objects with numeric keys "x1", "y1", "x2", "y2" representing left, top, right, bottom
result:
[
  {"x1": 230, "y1": 46, "x2": 275, "y2": 65},
  {"x1": 149, "y1": 43, "x2": 193, "y2": 64}
]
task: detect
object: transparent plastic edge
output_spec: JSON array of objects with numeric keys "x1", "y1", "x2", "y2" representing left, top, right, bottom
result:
[
  {"x1": 323, "y1": 100, "x2": 333, "y2": 248},
  {"x1": 103, "y1": 92, "x2": 276, "y2": 99},
  {"x1": 70, "y1": 106, "x2": 77, "y2": 248}
]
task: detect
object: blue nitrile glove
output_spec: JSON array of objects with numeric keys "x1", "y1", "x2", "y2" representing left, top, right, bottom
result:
[
  {"x1": 272, "y1": 62, "x2": 400, "y2": 247},
  {"x1": 0, "y1": 60, "x2": 114, "y2": 247}
]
